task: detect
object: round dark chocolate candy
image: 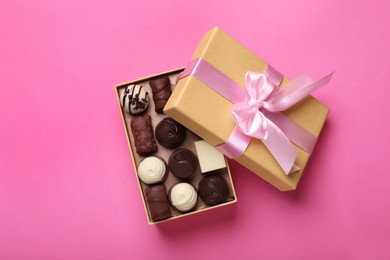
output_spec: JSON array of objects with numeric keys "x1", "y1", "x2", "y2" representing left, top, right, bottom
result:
[
  {"x1": 168, "y1": 148, "x2": 198, "y2": 179},
  {"x1": 155, "y1": 117, "x2": 186, "y2": 149},
  {"x1": 198, "y1": 175, "x2": 229, "y2": 206}
]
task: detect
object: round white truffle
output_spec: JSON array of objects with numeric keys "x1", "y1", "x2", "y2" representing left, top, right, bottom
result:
[
  {"x1": 137, "y1": 156, "x2": 166, "y2": 185},
  {"x1": 120, "y1": 84, "x2": 149, "y2": 115},
  {"x1": 170, "y1": 183, "x2": 198, "y2": 212}
]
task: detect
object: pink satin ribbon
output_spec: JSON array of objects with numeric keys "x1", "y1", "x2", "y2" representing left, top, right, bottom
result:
[{"x1": 180, "y1": 58, "x2": 332, "y2": 175}]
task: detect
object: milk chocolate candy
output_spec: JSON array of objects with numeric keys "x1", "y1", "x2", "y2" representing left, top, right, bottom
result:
[
  {"x1": 145, "y1": 184, "x2": 171, "y2": 222},
  {"x1": 130, "y1": 115, "x2": 158, "y2": 156},
  {"x1": 149, "y1": 77, "x2": 172, "y2": 113}
]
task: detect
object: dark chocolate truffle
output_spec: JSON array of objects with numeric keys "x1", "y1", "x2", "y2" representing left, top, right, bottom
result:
[
  {"x1": 149, "y1": 76, "x2": 172, "y2": 113},
  {"x1": 155, "y1": 117, "x2": 186, "y2": 149},
  {"x1": 168, "y1": 148, "x2": 198, "y2": 179},
  {"x1": 198, "y1": 175, "x2": 229, "y2": 206},
  {"x1": 130, "y1": 115, "x2": 158, "y2": 156},
  {"x1": 144, "y1": 184, "x2": 171, "y2": 222}
]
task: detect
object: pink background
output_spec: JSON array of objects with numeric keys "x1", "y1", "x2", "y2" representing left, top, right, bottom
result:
[{"x1": 1, "y1": 0, "x2": 389, "y2": 259}]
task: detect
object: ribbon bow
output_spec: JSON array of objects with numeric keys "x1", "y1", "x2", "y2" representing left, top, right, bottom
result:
[
  {"x1": 179, "y1": 58, "x2": 333, "y2": 175},
  {"x1": 231, "y1": 71, "x2": 332, "y2": 174}
]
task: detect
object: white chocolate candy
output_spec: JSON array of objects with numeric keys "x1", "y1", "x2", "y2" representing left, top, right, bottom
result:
[
  {"x1": 170, "y1": 183, "x2": 197, "y2": 212},
  {"x1": 194, "y1": 140, "x2": 226, "y2": 173},
  {"x1": 120, "y1": 84, "x2": 149, "y2": 115},
  {"x1": 137, "y1": 156, "x2": 166, "y2": 185}
]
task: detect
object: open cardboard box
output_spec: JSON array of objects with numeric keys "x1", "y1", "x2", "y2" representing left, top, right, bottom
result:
[{"x1": 115, "y1": 68, "x2": 237, "y2": 224}]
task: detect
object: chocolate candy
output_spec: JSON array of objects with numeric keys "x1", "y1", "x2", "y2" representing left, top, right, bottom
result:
[
  {"x1": 168, "y1": 148, "x2": 198, "y2": 179},
  {"x1": 169, "y1": 183, "x2": 198, "y2": 213},
  {"x1": 155, "y1": 117, "x2": 186, "y2": 149},
  {"x1": 149, "y1": 77, "x2": 172, "y2": 113},
  {"x1": 145, "y1": 184, "x2": 171, "y2": 222},
  {"x1": 198, "y1": 175, "x2": 229, "y2": 206},
  {"x1": 137, "y1": 156, "x2": 167, "y2": 185},
  {"x1": 194, "y1": 140, "x2": 226, "y2": 173},
  {"x1": 130, "y1": 115, "x2": 158, "y2": 156},
  {"x1": 120, "y1": 84, "x2": 149, "y2": 115}
]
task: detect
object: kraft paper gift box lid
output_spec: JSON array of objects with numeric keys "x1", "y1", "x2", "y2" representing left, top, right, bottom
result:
[{"x1": 164, "y1": 27, "x2": 329, "y2": 191}]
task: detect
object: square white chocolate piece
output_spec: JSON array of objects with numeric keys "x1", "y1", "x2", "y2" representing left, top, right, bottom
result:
[{"x1": 194, "y1": 140, "x2": 226, "y2": 173}]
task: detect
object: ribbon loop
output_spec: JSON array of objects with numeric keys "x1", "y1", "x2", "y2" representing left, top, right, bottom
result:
[
  {"x1": 245, "y1": 72, "x2": 277, "y2": 103},
  {"x1": 231, "y1": 103, "x2": 267, "y2": 139}
]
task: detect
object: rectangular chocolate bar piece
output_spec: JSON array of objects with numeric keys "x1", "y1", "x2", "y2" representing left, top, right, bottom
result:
[
  {"x1": 149, "y1": 77, "x2": 172, "y2": 113},
  {"x1": 130, "y1": 115, "x2": 158, "y2": 156},
  {"x1": 145, "y1": 184, "x2": 171, "y2": 221}
]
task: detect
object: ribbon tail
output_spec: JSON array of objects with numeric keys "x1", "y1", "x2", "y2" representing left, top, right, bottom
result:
[
  {"x1": 264, "y1": 65, "x2": 284, "y2": 87},
  {"x1": 266, "y1": 72, "x2": 333, "y2": 112},
  {"x1": 264, "y1": 111, "x2": 317, "y2": 154},
  {"x1": 216, "y1": 124, "x2": 300, "y2": 175},
  {"x1": 262, "y1": 119, "x2": 298, "y2": 175}
]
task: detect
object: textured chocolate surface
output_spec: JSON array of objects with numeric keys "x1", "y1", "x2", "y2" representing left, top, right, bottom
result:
[
  {"x1": 137, "y1": 156, "x2": 167, "y2": 185},
  {"x1": 168, "y1": 148, "x2": 198, "y2": 179},
  {"x1": 155, "y1": 117, "x2": 186, "y2": 149},
  {"x1": 144, "y1": 184, "x2": 171, "y2": 222},
  {"x1": 168, "y1": 182, "x2": 198, "y2": 213},
  {"x1": 149, "y1": 77, "x2": 172, "y2": 113},
  {"x1": 130, "y1": 115, "x2": 157, "y2": 156},
  {"x1": 198, "y1": 175, "x2": 229, "y2": 206}
]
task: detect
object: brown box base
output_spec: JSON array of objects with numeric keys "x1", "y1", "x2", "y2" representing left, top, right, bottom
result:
[{"x1": 115, "y1": 68, "x2": 237, "y2": 224}]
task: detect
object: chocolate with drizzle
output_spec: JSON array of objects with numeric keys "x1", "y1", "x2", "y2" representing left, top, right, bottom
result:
[{"x1": 121, "y1": 84, "x2": 149, "y2": 115}]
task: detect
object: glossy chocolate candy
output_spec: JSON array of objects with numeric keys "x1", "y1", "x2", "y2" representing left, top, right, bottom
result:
[
  {"x1": 168, "y1": 148, "x2": 198, "y2": 180},
  {"x1": 145, "y1": 184, "x2": 171, "y2": 222},
  {"x1": 198, "y1": 175, "x2": 229, "y2": 206},
  {"x1": 155, "y1": 117, "x2": 186, "y2": 149},
  {"x1": 149, "y1": 77, "x2": 172, "y2": 113}
]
